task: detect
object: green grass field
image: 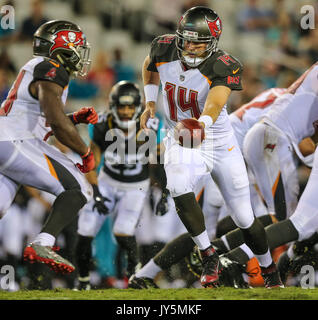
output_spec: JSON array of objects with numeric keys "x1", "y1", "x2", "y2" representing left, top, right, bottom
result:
[{"x1": 0, "y1": 287, "x2": 317, "y2": 300}]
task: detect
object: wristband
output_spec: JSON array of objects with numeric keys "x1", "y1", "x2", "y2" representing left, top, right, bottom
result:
[
  {"x1": 198, "y1": 115, "x2": 213, "y2": 128},
  {"x1": 81, "y1": 147, "x2": 91, "y2": 158},
  {"x1": 144, "y1": 84, "x2": 159, "y2": 103}
]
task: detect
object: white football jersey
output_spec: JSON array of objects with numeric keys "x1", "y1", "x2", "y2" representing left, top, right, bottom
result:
[
  {"x1": 264, "y1": 64, "x2": 318, "y2": 144},
  {"x1": 0, "y1": 57, "x2": 69, "y2": 141},
  {"x1": 229, "y1": 87, "x2": 287, "y2": 150},
  {"x1": 148, "y1": 35, "x2": 244, "y2": 140}
]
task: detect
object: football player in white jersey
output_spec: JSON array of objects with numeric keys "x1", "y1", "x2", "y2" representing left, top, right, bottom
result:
[
  {"x1": 208, "y1": 144, "x2": 318, "y2": 286},
  {"x1": 128, "y1": 78, "x2": 317, "y2": 289},
  {"x1": 243, "y1": 63, "x2": 318, "y2": 222},
  {"x1": 135, "y1": 6, "x2": 282, "y2": 288},
  {"x1": 127, "y1": 87, "x2": 289, "y2": 289},
  {"x1": 0, "y1": 20, "x2": 98, "y2": 274},
  {"x1": 200, "y1": 63, "x2": 318, "y2": 284}
]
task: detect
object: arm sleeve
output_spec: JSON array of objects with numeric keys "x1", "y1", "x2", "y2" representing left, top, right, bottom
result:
[
  {"x1": 210, "y1": 54, "x2": 243, "y2": 90},
  {"x1": 147, "y1": 38, "x2": 159, "y2": 72},
  {"x1": 33, "y1": 60, "x2": 69, "y2": 88},
  {"x1": 210, "y1": 71, "x2": 243, "y2": 91}
]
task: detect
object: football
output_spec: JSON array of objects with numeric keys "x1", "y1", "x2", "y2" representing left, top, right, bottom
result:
[{"x1": 174, "y1": 118, "x2": 205, "y2": 148}]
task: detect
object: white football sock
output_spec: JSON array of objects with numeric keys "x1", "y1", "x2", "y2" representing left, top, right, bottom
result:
[
  {"x1": 221, "y1": 234, "x2": 231, "y2": 251},
  {"x1": 192, "y1": 230, "x2": 211, "y2": 250},
  {"x1": 239, "y1": 243, "x2": 254, "y2": 260},
  {"x1": 135, "y1": 258, "x2": 162, "y2": 279},
  {"x1": 32, "y1": 232, "x2": 56, "y2": 247},
  {"x1": 255, "y1": 249, "x2": 273, "y2": 268}
]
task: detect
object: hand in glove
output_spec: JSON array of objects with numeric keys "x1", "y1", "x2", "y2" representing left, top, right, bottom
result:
[{"x1": 92, "y1": 184, "x2": 111, "y2": 215}]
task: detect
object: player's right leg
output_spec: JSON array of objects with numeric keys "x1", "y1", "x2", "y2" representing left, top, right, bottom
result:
[
  {"x1": 164, "y1": 142, "x2": 219, "y2": 288},
  {"x1": 243, "y1": 122, "x2": 277, "y2": 215},
  {"x1": 213, "y1": 132, "x2": 283, "y2": 288},
  {"x1": 244, "y1": 122, "x2": 298, "y2": 221},
  {"x1": 0, "y1": 139, "x2": 92, "y2": 273},
  {"x1": 130, "y1": 155, "x2": 222, "y2": 288}
]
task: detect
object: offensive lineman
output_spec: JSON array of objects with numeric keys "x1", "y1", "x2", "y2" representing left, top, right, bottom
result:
[
  {"x1": 138, "y1": 6, "x2": 282, "y2": 288},
  {"x1": 0, "y1": 20, "x2": 98, "y2": 273},
  {"x1": 206, "y1": 61, "x2": 318, "y2": 276}
]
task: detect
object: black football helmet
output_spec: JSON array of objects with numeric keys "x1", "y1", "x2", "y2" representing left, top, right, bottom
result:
[
  {"x1": 33, "y1": 20, "x2": 91, "y2": 77},
  {"x1": 109, "y1": 81, "x2": 142, "y2": 130},
  {"x1": 176, "y1": 6, "x2": 222, "y2": 67}
]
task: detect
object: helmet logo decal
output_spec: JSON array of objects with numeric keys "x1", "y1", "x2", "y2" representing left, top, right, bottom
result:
[
  {"x1": 205, "y1": 17, "x2": 222, "y2": 38},
  {"x1": 50, "y1": 30, "x2": 83, "y2": 53}
]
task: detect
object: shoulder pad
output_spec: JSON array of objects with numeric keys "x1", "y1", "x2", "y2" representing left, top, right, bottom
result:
[
  {"x1": 212, "y1": 51, "x2": 243, "y2": 78},
  {"x1": 33, "y1": 58, "x2": 69, "y2": 88},
  {"x1": 150, "y1": 34, "x2": 177, "y2": 63}
]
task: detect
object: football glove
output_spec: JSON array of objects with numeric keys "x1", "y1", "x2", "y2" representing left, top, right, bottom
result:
[
  {"x1": 218, "y1": 255, "x2": 249, "y2": 288},
  {"x1": 72, "y1": 107, "x2": 98, "y2": 125},
  {"x1": 76, "y1": 148, "x2": 95, "y2": 173},
  {"x1": 155, "y1": 188, "x2": 170, "y2": 216},
  {"x1": 92, "y1": 184, "x2": 111, "y2": 215}
]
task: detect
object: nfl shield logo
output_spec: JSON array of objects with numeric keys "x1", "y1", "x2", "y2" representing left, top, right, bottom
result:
[{"x1": 180, "y1": 74, "x2": 185, "y2": 81}]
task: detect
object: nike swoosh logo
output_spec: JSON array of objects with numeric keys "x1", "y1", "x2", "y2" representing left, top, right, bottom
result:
[
  {"x1": 49, "y1": 60, "x2": 60, "y2": 68},
  {"x1": 233, "y1": 68, "x2": 240, "y2": 74},
  {"x1": 228, "y1": 146, "x2": 235, "y2": 151}
]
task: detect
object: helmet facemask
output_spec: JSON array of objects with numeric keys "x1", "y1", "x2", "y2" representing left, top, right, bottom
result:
[
  {"x1": 55, "y1": 41, "x2": 91, "y2": 78},
  {"x1": 176, "y1": 31, "x2": 218, "y2": 67},
  {"x1": 109, "y1": 81, "x2": 143, "y2": 131},
  {"x1": 111, "y1": 100, "x2": 142, "y2": 131}
]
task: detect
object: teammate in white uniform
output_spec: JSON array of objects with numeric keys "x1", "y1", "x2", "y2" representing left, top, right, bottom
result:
[
  {"x1": 243, "y1": 63, "x2": 318, "y2": 221},
  {"x1": 0, "y1": 20, "x2": 98, "y2": 274},
  {"x1": 207, "y1": 144, "x2": 318, "y2": 286},
  {"x1": 131, "y1": 6, "x2": 282, "y2": 289},
  {"x1": 201, "y1": 63, "x2": 318, "y2": 285}
]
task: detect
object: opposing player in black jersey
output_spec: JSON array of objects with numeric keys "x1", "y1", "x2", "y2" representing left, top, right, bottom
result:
[
  {"x1": 136, "y1": 6, "x2": 283, "y2": 288},
  {"x1": 0, "y1": 20, "x2": 98, "y2": 273},
  {"x1": 74, "y1": 81, "x2": 160, "y2": 290}
]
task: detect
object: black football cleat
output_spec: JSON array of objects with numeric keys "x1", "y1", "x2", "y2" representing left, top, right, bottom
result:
[
  {"x1": 218, "y1": 255, "x2": 249, "y2": 288},
  {"x1": 73, "y1": 280, "x2": 91, "y2": 291},
  {"x1": 261, "y1": 262, "x2": 284, "y2": 289},
  {"x1": 128, "y1": 275, "x2": 159, "y2": 289}
]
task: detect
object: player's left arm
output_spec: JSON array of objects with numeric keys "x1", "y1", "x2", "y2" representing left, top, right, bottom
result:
[
  {"x1": 199, "y1": 86, "x2": 231, "y2": 127},
  {"x1": 198, "y1": 53, "x2": 243, "y2": 128}
]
